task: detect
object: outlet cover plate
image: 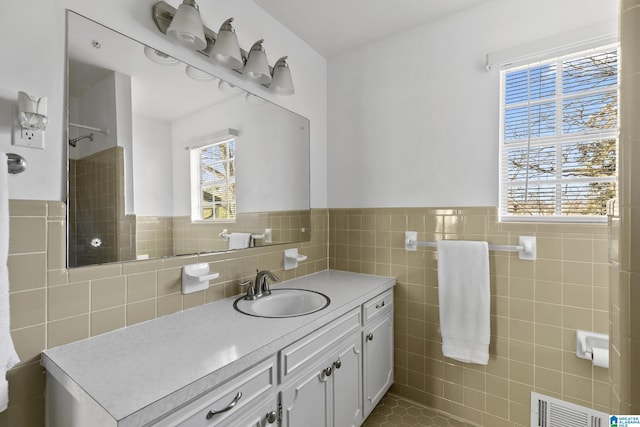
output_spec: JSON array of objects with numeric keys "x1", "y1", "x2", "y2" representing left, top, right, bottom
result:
[
  {"x1": 12, "y1": 109, "x2": 44, "y2": 149},
  {"x1": 13, "y1": 128, "x2": 44, "y2": 149}
]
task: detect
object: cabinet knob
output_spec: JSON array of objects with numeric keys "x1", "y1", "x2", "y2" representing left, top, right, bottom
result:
[
  {"x1": 206, "y1": 391, "x2": 242, "y2": 419},
  {"x1": 333, "y1": 358, "x2": 342, "y2": 370},
  {"x1": 266, "y1": 410, "x2": 278, "y2": 424},
  {"x1": 375, "y1": 301, "x2": 385, "y2": 309},
  {"x1": 324, "y1": 366, "x2": 333, "y2": 377},
  {"x1": 366, "y1": 332, "x2": 374, "y2": 341}
]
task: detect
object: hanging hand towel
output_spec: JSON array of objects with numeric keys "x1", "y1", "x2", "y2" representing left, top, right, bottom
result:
[
  {"x1": 437, "y1": 240, "x2": 490, "y2": 365},
  {"x1": 0, "y1": 153, "x2": 19, "y2": 412},
  {"x1": 228, "y1": 233, "x2": 252, "y2": 250}
]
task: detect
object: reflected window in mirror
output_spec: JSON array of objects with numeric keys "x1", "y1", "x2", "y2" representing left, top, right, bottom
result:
[{"x1": 190, "y1": 135, "x2": 236, "y2": 222}]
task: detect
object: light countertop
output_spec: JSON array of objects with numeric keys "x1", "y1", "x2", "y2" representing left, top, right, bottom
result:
[{"x1": 42, "y1": 270, "x2": 395, "y2": 427}]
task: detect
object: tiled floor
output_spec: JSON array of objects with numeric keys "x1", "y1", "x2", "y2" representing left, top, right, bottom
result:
[{"x1": 363, "y1": 393, "x2": 478, "y2": 427}]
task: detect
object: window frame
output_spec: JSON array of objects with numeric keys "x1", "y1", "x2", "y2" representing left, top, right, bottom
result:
[
  {"x1": 189, "y1": 135, "x2": 237, "y2": 223},
  {"x1": 498, "y1": 43, "x2": 619, "y2": 223}
]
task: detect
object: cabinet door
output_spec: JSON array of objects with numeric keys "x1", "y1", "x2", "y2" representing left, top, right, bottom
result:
[
  {"x1": 332, "y1": 333, "x2": 362, "y2": 427},
  {"x1": 363, "y1": 311, "x2": 394, "y2": 415},
  {"x1": 280, "y1": 360, "x2": 331, "y2": 427}
]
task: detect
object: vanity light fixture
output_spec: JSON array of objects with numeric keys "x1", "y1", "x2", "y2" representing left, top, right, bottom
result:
[
  {"x1": 244, "y1": 40, "x2": 271, "y2": 85},
  {"x1": 245, "y1": 93, "x2": 267, "y2": 105},
  {"x1": 209, "y1": 18, "x2": 244, "y2": 70},
  {"x1": 218, "y1": 80, "x2": 244, "y2": 95},
  {"x1": 143, "y1": 46, "x2": 180, "y2": 65},
  {"x1": 151, "y1": 1, "x2": 295, "y2": 95},
  {"x1": 166, "y1": 0, "x2": 207, "y2": 50},
  {"x1": 270, "y1": 56, "x2": 295, "y2": 95},
  {"x1": 185, "y1": 65, "x2": 217, "y2": 81}
]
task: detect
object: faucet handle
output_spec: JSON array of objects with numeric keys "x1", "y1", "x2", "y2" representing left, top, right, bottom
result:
[{"x1": 240, "y1": 280, "x2": 256, "y2": 300}]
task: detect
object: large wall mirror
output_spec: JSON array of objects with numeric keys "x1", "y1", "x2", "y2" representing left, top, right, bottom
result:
[{"x1": 66, "y1": 11, "x2": 310, "y2": 268}]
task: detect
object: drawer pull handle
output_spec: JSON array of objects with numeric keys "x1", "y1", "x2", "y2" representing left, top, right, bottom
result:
[
  {"x1": 266, "y1": 410, "x2": 278, "y2": 424},
  {"x1": 366, "y1": 332, "x2": 374, "y2": 341},
  {"x1": 333, "y1": 358, "x2": 342, "y2": 370},
  {"x1": 375, "y1": 301, "x2": 385, "y2": 309},
  {"x1": 206, "y1": 391, "x2": 242, "y2": 419}
]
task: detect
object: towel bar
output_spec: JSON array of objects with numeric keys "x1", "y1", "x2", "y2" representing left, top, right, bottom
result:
[
  {"x1": 219, "y1": 229, "x2": 272, "y2": 243},
  {"x1": 404, "y1": 231, "x2": 536, "y2": 261}
]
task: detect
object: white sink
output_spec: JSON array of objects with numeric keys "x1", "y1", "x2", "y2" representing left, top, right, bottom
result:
[{"x1": 234, "y1": 288, "x2": 330, "y2": 318}]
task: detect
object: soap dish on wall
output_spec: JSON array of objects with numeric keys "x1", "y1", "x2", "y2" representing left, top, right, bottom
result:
[
  {"x1": 284, "y1": 248, "x2": 307, "y2": 270},
  {"x1": 182, "y1": 263, "x2": 219, "y2": 294}
]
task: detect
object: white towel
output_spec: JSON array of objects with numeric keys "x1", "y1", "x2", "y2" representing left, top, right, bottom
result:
[
  {"x1": 437, "y1": 240, "x2": 490, "y2": 365},
  {"x1": 228, "y1": 232, "x2": 252, "y2": 250},
  {"x1": 0, "y1": 153, "x2": 19, "y2": 412}
]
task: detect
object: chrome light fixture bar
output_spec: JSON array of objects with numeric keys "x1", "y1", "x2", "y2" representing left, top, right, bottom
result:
[{"x1": 151, "y1": 1, "x2": 294, "y2": 95}]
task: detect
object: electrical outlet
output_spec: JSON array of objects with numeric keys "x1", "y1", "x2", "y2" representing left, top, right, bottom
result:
[
  {"x1": 21, "y1": 129, "x2": 36, "y2": 140},
  {"x1": 13, "y1": 127, "x2": 44, "y2": 149}
]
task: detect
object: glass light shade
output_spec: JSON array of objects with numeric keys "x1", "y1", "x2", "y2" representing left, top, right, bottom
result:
[
  {"x1": 185, "y1": 65, "x2": 216, "y2": 81},
  {"x1": 143, "y1": 46, "x2": 179, "y2": 66},
  {"x1": 244, "y1": 40, "x2": 271, "y2": 85},
  {"x1": 270, "y1": 56, "x2": 295, "y2": 95},
  {"x1": 166, "y1": 0, "x2": 207, "y2": 51},
  {"x1": 209, "y1": 18, "x2": 243, "y2": 70},
  {"x1": 218, "y1": 80, "x2": 244, "y2": 95},
  {"x1": 245, "y1": 93, "x2": 267, "y2": 105}
]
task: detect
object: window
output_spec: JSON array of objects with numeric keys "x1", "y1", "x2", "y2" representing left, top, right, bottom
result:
[
  {"x1": 499, "y1": 45, "x2": 618, "y2": 222},
  {"x1": 190, "y1": 137, "x2": 236, "y2": 222}
]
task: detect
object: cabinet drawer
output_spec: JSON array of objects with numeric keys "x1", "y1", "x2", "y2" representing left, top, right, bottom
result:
[
  {"x1": 280, "y1": 307, "x2": 361, "y2": 382},
  {"x1": 363, "y1": 289, "x2": 393, "y2": 325},
  {"x1": 152, "y1": 356, "x2": 276, "y2": 427}
]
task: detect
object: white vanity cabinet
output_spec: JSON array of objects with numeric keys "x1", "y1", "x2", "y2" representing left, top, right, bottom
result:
[
  {"x1": 279, "y1": 308, "x2": 363, "y2": 427},
  {"x1": 362, "y1": 289, "x2": 394, "y2": 417},
  {"x1": 280, "y1": 332, "x2": 362, "y2": 427},
  {"x1": 43, "y1": 271, "x2": 395, "y2": 427}
]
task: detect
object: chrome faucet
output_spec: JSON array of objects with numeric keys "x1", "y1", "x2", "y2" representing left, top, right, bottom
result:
[
  {"x1": 254, "y1": 270, "x2": 279, "y2": 298},
  {"x1": 242, "y1": 270, "x2": 279, "y2": 300}
]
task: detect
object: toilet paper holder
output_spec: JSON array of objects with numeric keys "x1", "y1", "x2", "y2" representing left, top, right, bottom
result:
[{"x1": 575, "y1": 330, "x2": 608, "y2": 361}]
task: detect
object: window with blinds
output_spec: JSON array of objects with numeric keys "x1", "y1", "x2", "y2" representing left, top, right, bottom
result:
[
  {"x1": 499, "y1": 45, "x2": 618, "y2": 222},
  {"x1": 190, "y1": 138, "x2": 236, "y2": 222}
]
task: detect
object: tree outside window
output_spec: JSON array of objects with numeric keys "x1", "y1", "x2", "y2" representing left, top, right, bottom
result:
[{"x1": 500, "y1": 46, "x2": 618, "y2": 221}]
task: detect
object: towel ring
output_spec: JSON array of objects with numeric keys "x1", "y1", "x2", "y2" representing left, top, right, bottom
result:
[{"x1": 7, "y1": 153, "x2": 26, "y2": 174}]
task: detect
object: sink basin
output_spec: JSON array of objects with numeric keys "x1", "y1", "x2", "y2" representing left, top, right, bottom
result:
[{"x1": 234, "y1": 288, "x2": 330, "y2": 318}]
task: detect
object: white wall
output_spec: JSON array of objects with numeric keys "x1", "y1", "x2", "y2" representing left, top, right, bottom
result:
[
  {"x1": 114, "y1": 72, "x2": 135, "y2": 214},
  {"x1": 68, "y1": 73, "x2": 117, "y2": 160},
  {"x1": 171, "y1": 94, "x2": 309, "y2": 216},
  {"x1": 132, "y1": 114, "x2": 173, "y2": 216},
  {"x1": 327, "y1": 0, "x2": 618, "y2": 208},
  {"x1": 0, "y1": 0, "x2": 327, "y2": 208}
]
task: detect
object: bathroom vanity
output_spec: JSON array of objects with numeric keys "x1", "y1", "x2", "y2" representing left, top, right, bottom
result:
[{"x1": 42, "y1": 270, "x2": 395, "y2": 426}]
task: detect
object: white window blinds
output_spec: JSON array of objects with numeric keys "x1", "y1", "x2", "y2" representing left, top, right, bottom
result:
[
  {"x1": 190, "y1": 138, "x2": 237, "y2": 222},
  {"x1": 499, "y1": 45, "x2": 618, "y2": 222}
]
